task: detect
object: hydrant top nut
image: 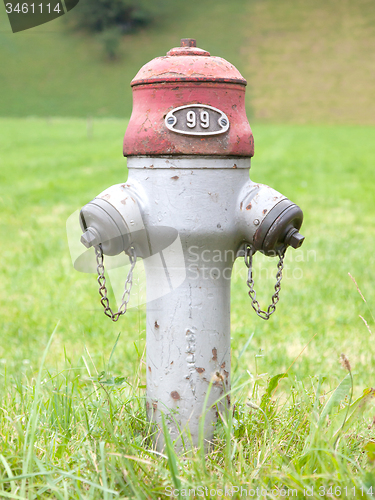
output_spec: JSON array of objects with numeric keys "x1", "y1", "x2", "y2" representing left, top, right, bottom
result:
[{"x1": 180, "y1": 38, "x2": 196, "y2": 47}]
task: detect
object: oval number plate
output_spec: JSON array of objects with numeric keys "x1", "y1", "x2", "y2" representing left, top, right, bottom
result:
[{"x1": 165, "y1": 104, "x2": 229, "y2": 136}]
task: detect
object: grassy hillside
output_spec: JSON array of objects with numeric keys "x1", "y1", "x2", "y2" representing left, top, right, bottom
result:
[
  {"x1": 245, "y1": 0, "x2": 375, "y2": 124},
  {"x1": 1, "y1": 0, "x2": 375, "y2": 123}
]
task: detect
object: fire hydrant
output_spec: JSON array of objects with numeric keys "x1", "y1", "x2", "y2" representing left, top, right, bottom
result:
[{"x1": 79, "y1": 39, "x2": 304, "y2": 451}]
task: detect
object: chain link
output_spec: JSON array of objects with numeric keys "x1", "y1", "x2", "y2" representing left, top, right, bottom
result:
[
  {"x1": 244, "y1": 244, "x2": 286, "y2": 320},
  {"x1": 94, "y1": 245, "x2": 137, "y2": 322}
]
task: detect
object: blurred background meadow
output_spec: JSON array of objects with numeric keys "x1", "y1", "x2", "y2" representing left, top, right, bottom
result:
[{"x1": 1, "y1": 0, "x2": 375, "y2": 497}]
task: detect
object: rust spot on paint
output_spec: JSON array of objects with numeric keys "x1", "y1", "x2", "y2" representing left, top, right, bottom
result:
[
  {"x1": 196, "y1": 367, "x2": 205, "y2": 374},
  {"x1": 212, "y1": 348, "x2": 217, "y2": 361},
  {"x1": 148, "y1": 366, "x2": 152, "y2": 372},
  {"x1": 146, "y1": 401, "x2": 150, "y2": 410},
  {"x1": 224, "y1": 370, "x2": 229, "y2": 378},
  {"x1": 171, "y1": 391, "x2": 180, "y2": 400},
  {"x1": 263, "y1": 208, "x2": 268, "y2": 215},
  {"x1": 227, "y1": 395, "x2": 231, "y2": 406},
  {"x1": 121, "y1": 198, "x2": 127, "y2": 205},
  {"x1": 232, "y1": 164, "x2": 237, "y2": 169},
  {"x1": 171, "y1": 176, "x2": 179, "y2": 180},
  {"x1": 221, "y1": 362, "x2": 226, "y2": 369},
  {"x1": 212, "y1": 371, "x2": 224, "y2": 387},
  {"x1": 152, "y1": 402, "x2": 158, "y2": 410},
  {"x1": 155, "y1": 321, "x2": 159, "y2": 329},
  {"x1": 101, "y1": 193, "x2": 111, "y2": 200},
  {"x1": 170, "y1": 361, "x2": 174, "y2": 365},
  {"x1": 240, "y1": 201, "x2": 243, "y2": 210},
  {"x1": 246, "y1": 203, "x2": 252, "y2": 210}
]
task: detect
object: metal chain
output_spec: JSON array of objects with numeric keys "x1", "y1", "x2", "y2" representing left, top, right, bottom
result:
[
  {"x1": 94, "y1": 244, "x2": 137, "y2": 322},
  {"x1": 244, "y1": 244, "x2": 286, "y2": 320}
]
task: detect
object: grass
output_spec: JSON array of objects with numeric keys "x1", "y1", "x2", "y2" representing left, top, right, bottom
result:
[
  {"x1": 0, "y1": 334, "x2": 374, "y2": 498},
  {"x1": 244, "y1": 0, "x2": 375, "y2": 124},
  {"x1": 1, "y1": 117, "x2": 375, "y2": 497},
  {"x1": 1, "y1": 0, "x2": 375, "y2": 123}
]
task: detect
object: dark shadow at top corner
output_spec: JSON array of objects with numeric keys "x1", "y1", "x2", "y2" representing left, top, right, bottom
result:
[{"x1": 64, "y1": 0, "x2": 80, "y2": 12}]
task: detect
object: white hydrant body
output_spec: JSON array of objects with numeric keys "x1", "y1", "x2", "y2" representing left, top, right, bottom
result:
[{"x1": 78, "y1": 39, "x2": 304, "y2": 451}]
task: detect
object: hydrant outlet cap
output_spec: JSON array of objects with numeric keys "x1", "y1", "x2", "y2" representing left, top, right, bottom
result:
[
  {"x1": 80, "y1": 199, "x2": 130, "y2": 257},
  {"x1": 254, "y1": 200, "x2": 304, "y2": 256}
]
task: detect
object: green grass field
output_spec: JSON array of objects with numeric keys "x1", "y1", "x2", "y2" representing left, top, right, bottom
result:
[{"x1": 1, "y1": 118, "x2": 375, "y2": 498}]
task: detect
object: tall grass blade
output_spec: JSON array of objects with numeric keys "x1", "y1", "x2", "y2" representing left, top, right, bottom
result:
[{"x1": 21, "y1": 323, "x2": 59, "y2": 497}]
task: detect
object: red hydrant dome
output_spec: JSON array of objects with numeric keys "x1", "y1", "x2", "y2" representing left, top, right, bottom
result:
[
  {"x1": 123, "y1": 38, "x2": 254, "y2": 157},
  {"x1": 131, "y1": 38, "x2": 247, "y2": 87}
]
